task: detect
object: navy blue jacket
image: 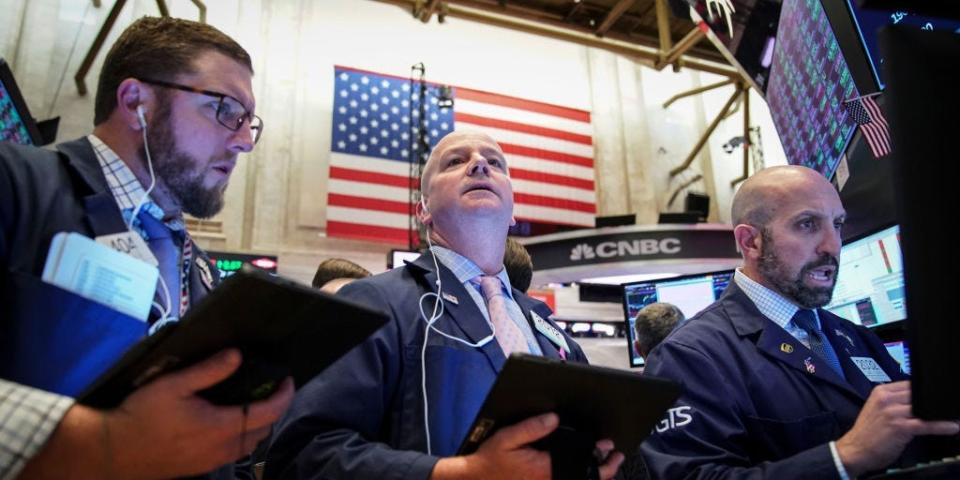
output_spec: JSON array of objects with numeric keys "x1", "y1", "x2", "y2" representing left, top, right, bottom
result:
[
  {"x1": 264, "y1": 252, "x2": 587, "y2": 480},
  {"x1": 641, "y1": 282, "x2": 907, "y2": 480}
]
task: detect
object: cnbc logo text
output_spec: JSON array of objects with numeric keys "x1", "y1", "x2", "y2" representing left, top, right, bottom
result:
[{"x1": 569, "y1": 238, "x2": 681, "y2": 261}]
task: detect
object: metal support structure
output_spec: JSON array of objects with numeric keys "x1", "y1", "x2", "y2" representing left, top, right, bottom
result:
[
  {"x1": 408, "y1": 63, "x2": 431, "y2": 250},
  {"x1": 667, "y1": 173, "x2": 703, "y2": 207},
  {"x1": 669, "y1": 82, "x2": 745, "y2": 177},
  {"x1": 655, "y1": 27, "x2": 705, "y2": 70},
  {"x1": 662, "y1": 78, "x2": 734, "y2": 108},
  {"x1": 74, "y1": 0, "x2": 206, "y2": 95},
  {"x1": 418, "y1": 0, "x2": 442, "y2": 22},
  {"x1": 654, "y1": 0, "x2": 672, "y2": 63},
  {"x1": 731, "y1": 87, "x2": 752, "y2": 187},
  {"x1": 596, "y1": 0, "x2": 635, "y2": 37}
]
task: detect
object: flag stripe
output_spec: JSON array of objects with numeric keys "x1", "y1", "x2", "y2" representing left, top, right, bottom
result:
[
  {"x1": 330, "y1": 152, "x2": 410, "y2": 175},
  {"x1": 511, "y1": 178, "x2": 596, "y2": 203},
  {"x1": 327, "y1": 220, "x2": 411, "y2": 245},
  {"x1": 456, "y1": 87, "x2": 591, "y2": 123},
  {"x1": 455, "y1": 99, "x2": 593, "y2": 137},
  {"x1": 509, "y1": 154, "x2": 595, "y2": 181},
  {"x1": 329, "y1": 179, "x2": 408, "y2": 202},
  {"x1": 515, "y1": 205, "x2": 595, "y2": 227},
  {"x1": 514, "y1": 192, "x2": 595, "y2": 213},
  {"x1": 329, "y1": 166, "x2": 417, "y2": 189},
  {"x1": 456, "y1": 122, "x2": 594, "y2": 159},
  {"x1": 328, "y1": 206, "x2": 409, "y2": 229},
  {"x1": 454, "y1": 112, "x2": 592, "y2": 146},
  {"x1": 328, "y1": 193, "x2": 412, "y2": 215},
  {"x1": 500, "y1": 143, "x2": 593, "y2": 168}
]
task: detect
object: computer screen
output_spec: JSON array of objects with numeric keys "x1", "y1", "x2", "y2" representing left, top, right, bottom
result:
[
  {"x1": 388, "y1": 249, "x2": 420, "y2": 269},
  {"x1": 622, "y1": 270, "x2": 734, "y2": 367},
  {"x1": 883, "y1": 340, "x2": 910, "y2": 375},
  {"x1": 0, "y1": 58, "x2": 41, "y2": 145},
  {"x1": 824, "y1": 224, "x2": 905, "y2": 328},
  {"x1": 764, "y1": 0, "x2": 860, "y2": 179},
  {"x1": 844, "y1": 2, "x2": 960, "y2": 90}
]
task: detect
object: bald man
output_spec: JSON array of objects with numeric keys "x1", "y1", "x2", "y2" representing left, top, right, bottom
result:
[
  {"x1": 265, "y1": 131, "x2": 622, "y2": 479},
  {"x1": 640, "y1": 166, "x2": 959, "y2": 479}
]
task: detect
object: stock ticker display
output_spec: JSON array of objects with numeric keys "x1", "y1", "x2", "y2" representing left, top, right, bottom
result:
[
  {"x1": 765, "y1": 0, "x2": 858, "y2": 179},
  {"x1": 0, "y1": 79, "x2": 33, "y2": 145}
]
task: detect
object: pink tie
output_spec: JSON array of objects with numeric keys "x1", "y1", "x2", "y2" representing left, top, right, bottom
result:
[{"x1": 478, "y1": 275, "x2": 529, "y2": 357}]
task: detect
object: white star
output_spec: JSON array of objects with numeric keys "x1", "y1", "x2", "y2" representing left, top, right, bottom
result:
[
  {"x1": 441, "y1": 122, "x2": 449, "y2": 129},
  {"x1": 349, "y1": 133, "x2": 357, "y2": 142},
  {"x1": 431, "y1": 129, "x2": 439, "y2": 137},
  {"x1": 360, "y1": 126, "x2": 369, "y2": 134},
  {"x1": 360, "y1": 110, "x2": 368, "y2": 118},
  {"x1": 401, "y1": 100, "x2": 410, "y2": 108},
  {"x1": 430, "y1": 97, "x2": 438, "y2": 105},
  {"x1": 391, "y1": 106, "x2": 400, "y2": 115},
  {"x1": 402, "y1": 84, "x2": 410, "y2": 92},
  {"x1": 401, "y1": 149, "x2": 409, "y2": 157},
  {"x1": 371, "y1": 120, "x2": 379, "y2": 128},
  {"x1": 339, "y1": 72, "x2": 349, "y2": 81},
  {"x1": 349, "y1": 116, "x2": 357, "y2": 124},
  {"x1": 338, "y1": 123, "x2": 346, "y2": 131},
  {"x1": 391, "y1": 123, "x2": 399, "y2": 131},
  {"x1": 401, "y1": 132, "x2": 409, "y2": 140},
  {"x1": 412, "y1": 126, "x2": 419, "y2": 134},
  {"x1": 401, "y1": 117, "x2": 409, "y2": 124},
  {"x1": 338, "y1": 106, "x2": 347, "y2": 114},
  {"x1": 380, "y1": 113, "x2": 389, "y2": 121},
  {"x1": 370, "y1": 137, "x2": 378, "y2": 145},
  {"x1": 350, "y1": 83, "x2": 359, "y2": 92},
  {"x1": 412, "y1": 93, "x2": 419, "y2": 100},
  {"x1": 381, "y1": 130, "x2": 389, "y2": 137},
  {"x1": 381, "y1": 80, "x2": 390, "y2": 88},
  {"x1": 381, "y1": 97, "x2": 390, "y2": 104},
  {"x1": 430, "y1": 113, "x2": 438, "y2": 121},
  {"x1": 391, "y1": 90, "x2": 400, "y2": 98},
  {"x1": 349, "y1": 100, "x2": 358, "y2": 108},
  {"x1": 391, "y1": 140, "x2": 399, "y2": 148},
  {"x1": 371, "y1": 103, "x2": 379, "y2": 112},
  {"x1": 381, "y1": 146, "x2": 389, "y2": 155},
  {"x1": 361, "y1": 93, "x2": 369, "y2": 102},
  {"x1": 361, "y1": 76, "x2": 369, "y2": 85},
  {"x1": 337, "y1": 140, "x2": 346, "y2": 149},
  {"x1": 339, "y1": 90, "x2": 348, "y2": 98},
  {"x1": 359, "y1": 143, "x2": 367, "y2": 151},
  {"x1": 412, "y1": 110, "x2": 419, "y2": 118},
  {"x1": 371, "y1": 86, "x2": 380, "y2": 95}
]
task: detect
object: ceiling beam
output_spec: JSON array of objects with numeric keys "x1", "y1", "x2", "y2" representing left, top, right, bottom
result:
[
  {"x1": 418, "y1": 0, "x2": 441, "y2": 22},
  {"x1": 596, "y1": 0, "x2": 635, "y2": 37}
]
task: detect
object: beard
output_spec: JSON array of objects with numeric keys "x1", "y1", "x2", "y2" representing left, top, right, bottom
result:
[
  {"x1": 141, "y1": 97, "x2": 229, "y2": 219},
  {"x1": 757, "y1": 228, "x2": 839, "y2": 309}
]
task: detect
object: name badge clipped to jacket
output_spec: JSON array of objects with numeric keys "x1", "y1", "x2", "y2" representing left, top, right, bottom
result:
[{"x1": 531, "y1": 311, "x2": 570, "y2": 359}]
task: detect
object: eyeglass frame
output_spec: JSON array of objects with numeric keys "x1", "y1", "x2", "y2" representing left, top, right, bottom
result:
[{"x1": 136, "y1": 77, "x2": 263, "y2": 145}]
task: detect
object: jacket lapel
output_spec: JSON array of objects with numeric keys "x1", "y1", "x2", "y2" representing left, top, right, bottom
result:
[{"x1": 57, "y1": 138, "x2": 127, "y2": 237}]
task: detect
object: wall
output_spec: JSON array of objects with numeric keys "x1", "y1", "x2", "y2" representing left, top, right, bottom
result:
[{"x1": 0, "y1": 0, "x2": 787, "y2": 284}]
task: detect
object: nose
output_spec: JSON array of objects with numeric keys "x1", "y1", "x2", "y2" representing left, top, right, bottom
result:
[
  {"x1": 466, "y1": 152, "x2": 490, "y2": 177},
  {"x1": 228, "y1": 125, "x2": 255, "y2": 153},
  {"x1": 819, "y1": 225, "x2": 842, "y2": 259}
]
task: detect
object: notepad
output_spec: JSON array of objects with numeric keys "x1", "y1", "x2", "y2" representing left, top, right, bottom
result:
[{"x1": 42, "y1": 232, "x2": 158, "y2": 321}]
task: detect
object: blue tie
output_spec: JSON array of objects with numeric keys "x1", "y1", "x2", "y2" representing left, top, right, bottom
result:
[
  {"x1": 793, "y1": 309, "x2": 844, "y2": 379},
  {"x1": 137, "y1": 212, "x2": 181, "y2": 322}
]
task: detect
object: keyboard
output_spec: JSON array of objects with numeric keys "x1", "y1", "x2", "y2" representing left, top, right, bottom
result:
[{"x1": 865, "y1": 455, "x2": 960, "y2": 479}]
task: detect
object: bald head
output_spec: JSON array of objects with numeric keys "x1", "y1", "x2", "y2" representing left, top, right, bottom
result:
[{"x1": 731, "y1": 166, "x2": 838, "y2": 228}]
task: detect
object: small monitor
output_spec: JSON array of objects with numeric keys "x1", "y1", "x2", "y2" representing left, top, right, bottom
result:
[
  {"x1": 824, "y1": 224, "x2": 905, "y2": 328},
  {"x1": 622, "y1": 270, "x2": 734, "y2": 367},
  {"x1": 0, "y1": 58, "x2": 41, "y2": 145}
]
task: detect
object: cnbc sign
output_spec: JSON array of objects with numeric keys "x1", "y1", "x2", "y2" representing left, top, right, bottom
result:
[{"x1": 525, "y1": 228, "x2": 738, "y2": 270}]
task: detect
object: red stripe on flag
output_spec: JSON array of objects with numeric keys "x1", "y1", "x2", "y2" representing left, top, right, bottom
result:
[
  {"x1": 454, "y1": 112, "x2": 593, "y2": 146},
  {"x1": 514, "y1": 215, "x2": 593, "y2": 228},
  {"x1": 510, "y1": 168, "x2": 595, "y2": 191},
  {"x1": 514, "y1": 193, "x2": 596, "y2": 213},
  {"x1": 457, "y1": 88, "x2": 591, "y2": 123},
  {"x1": 328, "y1": 193, "x2": 412, "y2": 214},
  {"x1": 329, "y1": 166, "x2": 418, "y2": 189},
  {"x1": 500, "y1": 143, "x2": 594, "y2": 168},
  {"x1": 327, "y1": 221, "x2": 412, "y2": 245}
]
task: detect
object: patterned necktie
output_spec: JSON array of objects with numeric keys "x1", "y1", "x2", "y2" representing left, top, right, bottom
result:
[
  {"x1": 138, "y1": 211, "x2": 182, "y2": 322},
  {"x1": 477, "y1": 275, "x2": 529, "y2": 358},
  {"x1": 793, "y1": 309, "x2": 844, "y2": 379}
]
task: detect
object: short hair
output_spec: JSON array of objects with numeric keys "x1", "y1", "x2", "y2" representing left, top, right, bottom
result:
[
  {"x1": 312, "y1": 258, "x2": 371, "y2": 289},
  {"x1": 503, "y1": 237, "x2": 533, "y2": 293},
  {"x1": 94, "y1": 16, "x2": 253, "y2": 125},
  {"x1": 634, "y1": 302, "x2": 685, "y2": 356}
]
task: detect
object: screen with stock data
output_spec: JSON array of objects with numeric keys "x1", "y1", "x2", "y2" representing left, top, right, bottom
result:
[{"x1": 825, "y1": 225, "x2": 905, "y2": 328}]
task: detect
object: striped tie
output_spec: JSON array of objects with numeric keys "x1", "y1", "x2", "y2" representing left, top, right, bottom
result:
[{"x1": 793, "y1": 309, "x2": 845, "y2": 379}]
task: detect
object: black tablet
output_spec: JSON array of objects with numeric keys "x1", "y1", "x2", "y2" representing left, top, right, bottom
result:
[
  {"x1": 78, "y1": 265, "x2": 388, "y2": 408},
  {"x1": 459, "y1": 354, "x2": 681, "y2": 457}
]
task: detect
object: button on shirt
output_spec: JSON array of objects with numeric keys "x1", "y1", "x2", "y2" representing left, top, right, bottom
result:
[{"x1": 431, "y1": 246, "x2": 543, "y2": 356}]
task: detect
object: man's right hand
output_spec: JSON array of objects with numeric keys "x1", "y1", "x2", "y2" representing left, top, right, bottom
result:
[
  {"x1": 20, "y1": 349, "x2": 295, "y2": 480},
  {"x1": 431, "y1": 413, "x2": 624, "y2": 480},
  {"x1": 836, "y1": 381, "x2": 959, "y2": 477}
]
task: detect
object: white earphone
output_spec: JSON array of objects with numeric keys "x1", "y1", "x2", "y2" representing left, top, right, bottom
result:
[{"x1": 136, "y1": 104, "x2": 147, "y2": 129}]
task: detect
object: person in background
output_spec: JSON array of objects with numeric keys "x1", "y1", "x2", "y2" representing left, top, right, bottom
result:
[
  {"x1": 311, "y1": 258, "x2": 371, "y2": 294},
  {"x1": 632, "y1": 302, "x2": 685, "y2": 359},
  {"x1": 503, "y1": 236, "x2": 533, "y2": 294},
  {"x1": 0, "y1": 16, "x2": 292, "y2": 479}
]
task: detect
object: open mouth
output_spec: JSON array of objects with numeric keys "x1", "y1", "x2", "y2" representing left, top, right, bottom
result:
[
  {"x1": 463, "y1": 184, "x2": 496, "y2": 195},
  {"x1": 805, "y1": 265, "x2": 837, "y2": 283}
]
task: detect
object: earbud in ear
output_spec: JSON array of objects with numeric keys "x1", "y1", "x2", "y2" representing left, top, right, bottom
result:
[
  {"x1": 136, "y1": 105, "x2": 147, "y2": 129},
  {"x1": 420, "y1": 197, "x2": 429, "y2": 214}
]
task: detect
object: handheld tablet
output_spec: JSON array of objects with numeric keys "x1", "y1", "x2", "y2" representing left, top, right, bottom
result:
[
  {"x1": 78, "y1": 265, "x2": 388, "y2": 408},
  {"x1": 459, "y1": 354, "x2": 681, "y2": 457}
]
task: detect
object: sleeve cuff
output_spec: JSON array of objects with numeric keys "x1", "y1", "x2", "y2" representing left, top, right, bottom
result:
[
  {"x1": 829, "y1": 441, "x2": 851, "y2": 480},
  {"x1": 0, "y1": 381, "x2": 74, "y2": 480}
]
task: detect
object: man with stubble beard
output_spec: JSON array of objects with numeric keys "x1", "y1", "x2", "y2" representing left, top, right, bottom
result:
[
  {"x1": 0, "y1": 17, "x2": 293, "y2": 479},
  {"x1": 639, "y1": 166, "x2": 959, "y2": 480}
]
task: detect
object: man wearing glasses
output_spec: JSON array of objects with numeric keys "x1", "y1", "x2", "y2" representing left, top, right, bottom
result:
[{"x1": 0, "y1": 17, "x2": 291, "y2": 479}]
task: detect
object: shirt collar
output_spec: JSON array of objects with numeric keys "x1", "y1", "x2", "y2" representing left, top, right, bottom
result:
[
  {"x1": 734, "y1": 268, "x2": 821, "y2": 330},
  {"x1": 430, "y1": 245, "x2": 514, "y2": 299},
  {"x1": 88, "y1": 134, "x2": 185, "y2": 234}
]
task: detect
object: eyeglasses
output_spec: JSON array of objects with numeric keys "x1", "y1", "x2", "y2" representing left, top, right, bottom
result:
[{"x1": 137, "y1": 78, "x2": 263, "y2": 145}]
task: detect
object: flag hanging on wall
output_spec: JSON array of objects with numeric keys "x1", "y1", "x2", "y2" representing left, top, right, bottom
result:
[
  {"x1": 327, "y1": 66, "x2": 596, "y2": 245},
  {"x1": 842, "y1": 94, "x2": 891, "y2": 158}
]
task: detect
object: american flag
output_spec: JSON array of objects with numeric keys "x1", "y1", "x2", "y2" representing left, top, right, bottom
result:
[
  {"x1": 327, "y1": 66, "x2": 596, "y2": 245},
  {"x1": 843, "y1": 94, "x2": 891, "y2": 158}
]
